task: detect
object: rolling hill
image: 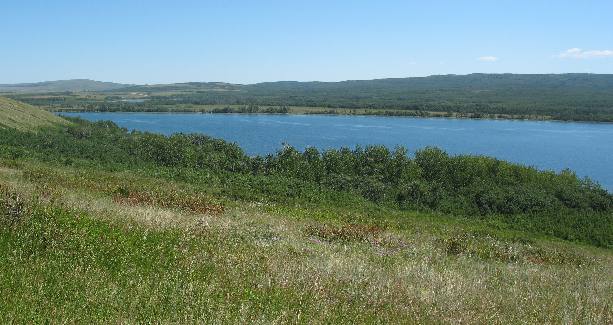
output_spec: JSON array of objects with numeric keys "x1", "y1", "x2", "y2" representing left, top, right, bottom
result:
[
  {"x1": 0, "y1": 96, "x2": 66, "y2": 130},
  {"x1": 118, "y1": 73, "x2": 613, "y2": 95},
  {"x1": 112, "y1": 73, "x2": 613, "y2": 121},
  {"x1": 0, "y1": 79, "x2": 131, "y2": 93},
  {"x1": 4, "y1": 74, "x2": 613, "y2": 121}
]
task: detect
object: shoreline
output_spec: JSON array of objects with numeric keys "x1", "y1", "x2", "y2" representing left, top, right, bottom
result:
[
  {"x1": 49, "y1": 106, "x2": 613, "y2": 124},
  {"x1": 54, "y1": 111, "x2": 613, "y2": 192}
]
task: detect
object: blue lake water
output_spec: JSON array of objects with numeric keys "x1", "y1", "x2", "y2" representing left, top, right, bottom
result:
[{"x1": 60, "y1": 112, "x2": 613, "y2": 191}]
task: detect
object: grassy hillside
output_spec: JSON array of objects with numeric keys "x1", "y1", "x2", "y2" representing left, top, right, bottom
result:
[
  {"x1": 0, "y1": 96, "x2": 67, "y2": 130},
  {"x1": 0, "y1": 79, "x2": 130, "y2": 93},
  {"x1": 0, "y1": 101, "x2": 611, "y2": 322},
  {"x1": 1, "y1": 162, "x2": 611, "y2": 323}
]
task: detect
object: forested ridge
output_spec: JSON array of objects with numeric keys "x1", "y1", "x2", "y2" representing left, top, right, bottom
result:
[{"x1": 8, "y1": 74, "x2": 613, "y2": 121}]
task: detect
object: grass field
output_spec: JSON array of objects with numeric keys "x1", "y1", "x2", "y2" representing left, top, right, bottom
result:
[{"x1": 1, "y1": 161, "x2": 611, "y2": 323}]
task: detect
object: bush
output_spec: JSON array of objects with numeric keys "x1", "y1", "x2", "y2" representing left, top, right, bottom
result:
[{"x1": 1, "y1": 119, "x2": 611, "y2": 246}]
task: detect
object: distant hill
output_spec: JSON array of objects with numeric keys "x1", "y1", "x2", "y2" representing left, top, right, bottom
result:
[
  {"x1": 0, "y1": 79, "x2": 131, "y2": 93},
  {"x1": 118, "y1": 82, "x2": 242, "y2": 93},
  {"x1": 5, "y1": 74, "x2": 613, "y2": 121},
  {"x1": 119, "y1": 73, "x2": 613, "y2": 93},
  {"x1": 117, "y1": 74, "x2": 613, "y2": 121},
  {"x1": 0, "y1": 97, "x2": 67, "y2": 130}
]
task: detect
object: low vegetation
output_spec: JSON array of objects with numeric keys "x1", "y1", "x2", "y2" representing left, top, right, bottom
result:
[
  {"x1": 0, "y1": 99, "x2": 611, "y2": 322},
  {"x1": 1, "y1": 117, "x2": 610, "y2": 246}
]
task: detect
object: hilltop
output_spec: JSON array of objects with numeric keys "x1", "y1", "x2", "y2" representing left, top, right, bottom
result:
[
  {"x1": 0, "y1": 79, "x2": 130, "y2": 93},
  {"x1": 0, "y1": 96, "x2": 66, "y2": 130}
]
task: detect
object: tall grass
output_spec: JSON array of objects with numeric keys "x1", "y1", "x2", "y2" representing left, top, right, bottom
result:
[{"x1": 1, "y1": 164, "x2": 612, "y2": 323}]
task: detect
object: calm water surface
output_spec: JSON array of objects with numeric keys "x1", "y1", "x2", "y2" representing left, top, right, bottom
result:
[{"x1": 60, "y1": 112, "x2": 613, "y2": 191}]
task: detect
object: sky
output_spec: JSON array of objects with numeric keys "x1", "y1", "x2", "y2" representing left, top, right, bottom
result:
[{"x1": 1, "y1": 0, "x2": 612, "y2": 84}]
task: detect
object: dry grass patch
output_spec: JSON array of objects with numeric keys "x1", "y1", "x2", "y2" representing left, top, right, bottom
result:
[
  {"x1": 305, "y1": 223, "x2": 384, "y2": 243},
  {"x1": 111, "y1": 186, "x2": 225, "y2": 215}
]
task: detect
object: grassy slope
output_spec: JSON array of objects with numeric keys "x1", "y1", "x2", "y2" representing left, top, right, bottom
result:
[
  {"x1": 0, "y1": 160, "x2": 612, "y2": 323},
  {"x1": 0, "y1": 96, "x2": 67, "y2": 130}
]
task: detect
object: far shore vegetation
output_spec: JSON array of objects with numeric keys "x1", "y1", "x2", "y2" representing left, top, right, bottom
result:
[
  {"x1": 4, "y1": 73, "x2": 613, "y2": 122},
  {"x1": 49, "y1": 103, "x2": 561, "y2": 121}
]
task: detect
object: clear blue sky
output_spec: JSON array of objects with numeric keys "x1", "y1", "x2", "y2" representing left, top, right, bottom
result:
[{"x1": 1, "y1": 0, "x2": 612, "y2": 84}]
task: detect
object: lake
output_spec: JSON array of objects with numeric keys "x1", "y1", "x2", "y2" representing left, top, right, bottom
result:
[{"x1": 60, "y1": 112, "x2": 613, "y2": 191}]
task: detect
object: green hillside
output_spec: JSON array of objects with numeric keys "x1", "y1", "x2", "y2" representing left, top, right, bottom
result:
[
  {"x1": 148, "y1": 74, "x2": 613, "y2": 121},
  {"x1": 0, "y1": 97, "x2": 66, "y2": 130},
  {"x1": 13, "y1": 74, "x2": 613, "y2": 121}
]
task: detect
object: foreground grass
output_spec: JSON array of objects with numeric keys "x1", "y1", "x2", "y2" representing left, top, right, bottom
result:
[{"x1": 1, "y1": 162, "x2": 611, "y2": 323}]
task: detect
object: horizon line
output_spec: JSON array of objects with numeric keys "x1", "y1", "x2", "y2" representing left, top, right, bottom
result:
[{"x1": 2, "y1": 72, "x2": 611, "y2": 87}]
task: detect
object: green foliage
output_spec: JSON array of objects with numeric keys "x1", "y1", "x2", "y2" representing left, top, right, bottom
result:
[
  {"x1": 13, "y1": 74, "x2": 613, "y2": 121},
  {"x1": 0, "y1": 118, "x2": 611, "y2": 247}
]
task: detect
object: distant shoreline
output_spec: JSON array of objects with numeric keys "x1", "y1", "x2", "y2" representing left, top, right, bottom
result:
[
  {"x1": 49, "y1": 105, "x2": 613, "y2": 124},
  {"x1": 8, "y1": 74, "x2": 613, "y2": 123}
]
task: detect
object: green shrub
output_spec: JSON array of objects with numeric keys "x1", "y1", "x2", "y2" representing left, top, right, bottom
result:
[{"x1": 1, "y1": 119, "x2": 611, "y2": 246}]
